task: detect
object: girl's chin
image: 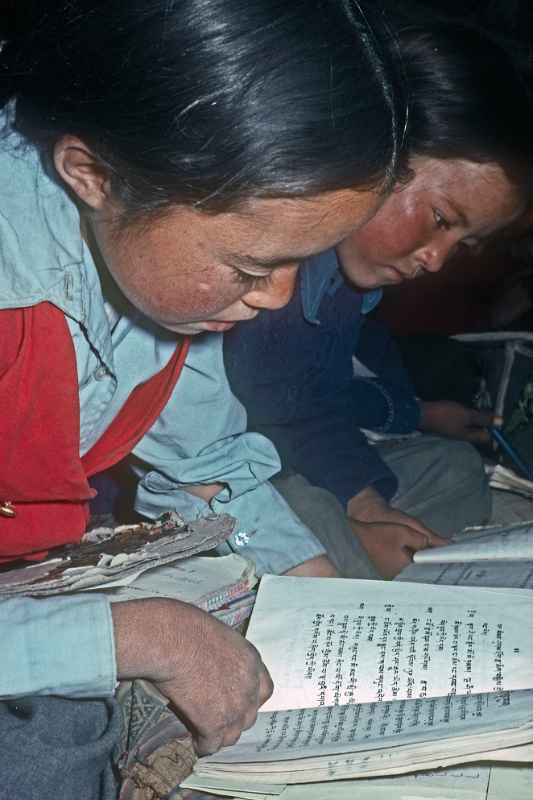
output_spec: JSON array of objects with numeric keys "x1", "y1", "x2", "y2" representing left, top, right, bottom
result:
[
  {"x1": 159, "y1": 320, "x2": 238, "y2": 334},
  {"x1": 197, "y1": 321, "x2": 238, "y2": 332}
]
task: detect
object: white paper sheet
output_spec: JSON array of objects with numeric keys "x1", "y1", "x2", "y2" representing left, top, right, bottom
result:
[{"x1": 413, "y1": 525, "x2": 533, "y2": 564}]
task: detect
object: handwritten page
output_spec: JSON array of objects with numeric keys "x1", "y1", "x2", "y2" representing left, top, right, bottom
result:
[
  {"x1": 413, "y1": 524, "x2": 533, "y2": 565},
  {"x1": 398, "y1": 559, "x2": 533, "y2": 589},
  {"x1": 247, "y1": 577, "x2": 533, "y2": 712}
]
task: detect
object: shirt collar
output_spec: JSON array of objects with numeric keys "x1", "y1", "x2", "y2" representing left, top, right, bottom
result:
[
  {"x1": 300, "y1": 248, "x2": 382, "y2": 323},
  {"x1": 300, "y1": 249, "x2": 343, "y2": 324}
]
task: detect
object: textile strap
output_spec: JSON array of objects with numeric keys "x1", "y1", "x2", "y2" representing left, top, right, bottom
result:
[{"x1": 0, "y1": 303, "x2": 189, "y2": 562}]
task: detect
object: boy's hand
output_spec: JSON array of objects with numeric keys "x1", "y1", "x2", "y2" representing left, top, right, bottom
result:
[
  {"x1": 419, "y1": 400, "x2": 494, "y2": 445},
  {"x1": 347, "y1": 487, "x2": 448, "y2": 578}
]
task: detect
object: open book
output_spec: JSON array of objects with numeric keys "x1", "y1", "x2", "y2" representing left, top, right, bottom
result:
[
  {"x1": 185, "y1": 575, "x2": 533, "y2": 797},
  {"x1": 395, "y1": 521, "x2": 533, "y2": 593}
]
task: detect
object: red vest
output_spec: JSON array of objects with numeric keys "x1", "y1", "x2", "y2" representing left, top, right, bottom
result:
[{"x1": 0, "y1": 303, "x2": 190, "y2": 562}]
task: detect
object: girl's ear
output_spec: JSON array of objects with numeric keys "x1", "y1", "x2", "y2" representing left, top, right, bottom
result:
[{"x1": 53, "y1": 136, "x2": 113, "y2": 210}]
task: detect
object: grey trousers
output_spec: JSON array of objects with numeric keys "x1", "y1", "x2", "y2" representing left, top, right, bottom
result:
[
  {"x1": 273, "y1": 435, "x2": 491, "y2": 579},
  {"x1": 0, "y1": 696, "x2": 120, "y2": 800}
]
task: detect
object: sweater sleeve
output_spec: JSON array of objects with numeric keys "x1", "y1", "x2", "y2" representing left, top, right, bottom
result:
[
  {"x1": 349, "y1": 318, "x2": 421, "y2": 434},
  {"x1": 223, "y1": 294, "x2": 399, "y2": 508},
  {"x1": 251, "y1": 414, "x2": 398, "y2": 508}
]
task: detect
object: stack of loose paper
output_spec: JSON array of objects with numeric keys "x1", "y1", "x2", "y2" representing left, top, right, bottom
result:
[
  {"x1": 103, "y1": 552, "x2": 257, "y2": 626},
  {"x1": 184, "y1": 575, "x2": 533, "y2": 796},
  {"x1": 0, "y1": 511, "x2": 257, "y2": 626},
  {"x1": 397, "y1": 521, "x2": 533, "y2": 590},
  {"x1": 0, "y1": 512, "x2": 237, "y2": 597},
  {"x1": 487, "y1": 464, "x2": 533, "y2": 499}
]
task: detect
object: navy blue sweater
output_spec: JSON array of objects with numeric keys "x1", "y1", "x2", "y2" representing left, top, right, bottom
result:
[{"x1": 223, "y1": 249, "x2": 420, "y2": 507}]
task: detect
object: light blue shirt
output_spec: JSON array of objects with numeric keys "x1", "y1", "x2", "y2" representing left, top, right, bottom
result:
[
  {"x1": 1, "y1": 596, "x2": 116, "y2": 699},
  {"x1": 0, "y1": 111, "x2": 323, "y2": 698}
]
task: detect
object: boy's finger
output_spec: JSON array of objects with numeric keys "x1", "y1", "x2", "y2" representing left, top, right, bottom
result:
[{"x1": 466, "y1": 428, "x2": 491, "y2": 445}]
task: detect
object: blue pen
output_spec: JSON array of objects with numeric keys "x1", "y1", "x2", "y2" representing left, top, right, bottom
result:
[{"x1": 488, "y1": 426, "x2": 533, "y2": 482}]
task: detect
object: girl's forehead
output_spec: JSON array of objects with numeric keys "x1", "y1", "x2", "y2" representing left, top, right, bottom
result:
[{"x1": 197, "y1": 187, "x2": 383, "y2": 256}]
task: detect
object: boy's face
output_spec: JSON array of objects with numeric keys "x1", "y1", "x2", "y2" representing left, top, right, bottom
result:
[
  {"x1": 337, "y1": 157, "x2": 523, "y2": 290},
  {"x1": 88, "y1": 187, "x2": 381, "y2": 335}
]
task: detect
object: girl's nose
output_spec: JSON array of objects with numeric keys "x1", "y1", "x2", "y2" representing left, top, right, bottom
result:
[{"x1": 241, "y1": 264, "x2": 299, "y2": 310}]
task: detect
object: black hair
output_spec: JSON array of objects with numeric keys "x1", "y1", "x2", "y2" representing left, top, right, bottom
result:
[
  {"x1": 0, "y1": 1, "x2": 405, "y2": 217},
  {"x1": 396, "y1": 23, "x2": 533, "y2": 197}
]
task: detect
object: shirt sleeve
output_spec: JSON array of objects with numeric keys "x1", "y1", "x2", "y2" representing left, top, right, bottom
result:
[
  {"x1": 133, "y1": 334, "x2": 325, "y2": 576},
  {"x1": 1, "y1": 594, "x2": 116, "y2": 699}
]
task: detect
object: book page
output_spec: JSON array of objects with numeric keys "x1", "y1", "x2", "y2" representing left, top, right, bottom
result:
[
  {"x1": 184, "y1": 763, "x2": 533, "y2": 800},
  {"x1": 398, "y1": 560, "x2": 533, "y2": 589},
  {"x1": 247, "y1": 577, "x2": 533, "y2": 712},
  {"x1": 278, "y1": 766, "x2": 533, "y2": 800},
  {"x1": 413, "y1": 525, "x2": 533, "y2": 565},
  {"x1": 203, "y1": 689, "x2": 533, "y2": 765},
  {"x1": 279, "y1": 766, "x2": 491, "y2": 800},
  {"x1": 181, "y1": 774, "x2": 285, "y2": 798},
  {"x1": 487, "y1": 765, "x2": 533, "y2": 799}
]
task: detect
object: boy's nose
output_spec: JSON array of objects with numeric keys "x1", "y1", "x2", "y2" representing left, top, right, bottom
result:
[{"x1": 412, "y1": 240, "x2": 454, "y2": 275}]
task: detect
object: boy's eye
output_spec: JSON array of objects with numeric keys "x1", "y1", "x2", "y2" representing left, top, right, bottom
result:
[{"x1": 433, "y1": 209, "x2": 451, "y2": 231}]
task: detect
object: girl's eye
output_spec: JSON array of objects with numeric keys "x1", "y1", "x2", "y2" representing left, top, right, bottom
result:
[
  {"x1": 433, "y1": 209, "x2": 451, "y2": 231},
  {"x1": 233, "y1": 268, "x2": 272, "y2": 288}
]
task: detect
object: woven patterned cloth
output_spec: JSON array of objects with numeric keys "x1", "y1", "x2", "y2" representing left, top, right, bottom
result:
[{"x1": 117, "y1": 679, "x2": 220, "y2": 800}]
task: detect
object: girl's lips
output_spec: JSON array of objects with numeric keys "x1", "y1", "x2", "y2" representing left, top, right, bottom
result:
[{"x1": 200, "y1": 321, "x2": 238, "y2": 332}]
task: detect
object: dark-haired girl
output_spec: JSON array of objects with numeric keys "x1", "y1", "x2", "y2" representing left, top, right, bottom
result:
[{"x1": 0, "y1": 2, "x2": 404, "y2": 797}]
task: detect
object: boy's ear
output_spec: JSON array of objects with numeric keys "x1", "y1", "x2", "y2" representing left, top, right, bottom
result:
[{"x1": 53, "y1": 135, "x2": 112, "y2": 210}]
